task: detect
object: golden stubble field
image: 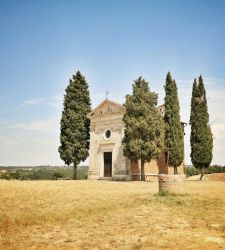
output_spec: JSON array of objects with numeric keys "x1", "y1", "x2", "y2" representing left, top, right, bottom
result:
[{"x1": 0, "y1": 179, "x2": 225, "y2": 250}]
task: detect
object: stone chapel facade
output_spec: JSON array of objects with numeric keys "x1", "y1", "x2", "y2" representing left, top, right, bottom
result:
[{"x1": 87, "y1": 99, "x2": 184, "y2": 181}]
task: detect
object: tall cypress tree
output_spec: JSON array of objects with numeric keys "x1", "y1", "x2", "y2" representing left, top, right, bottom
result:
[
  {"x1": 190, "y1": 76, "x2": 213, "y2": 179},
  {"x1": 164, "y1": 72, "x2": 184, "y2": 174},
  {"x1": 122, "y1": 77, "x2": 164, "y2": 181},
  {"x1": 59, "y1": 71, "x2": 91, "y2": 179}
]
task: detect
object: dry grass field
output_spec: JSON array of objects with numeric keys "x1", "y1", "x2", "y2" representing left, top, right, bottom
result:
[{"x1": 0, "y1": 179, "x2": 225, "y2": 250}]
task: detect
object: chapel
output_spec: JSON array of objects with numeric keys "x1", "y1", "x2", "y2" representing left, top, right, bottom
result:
[{"x1": 87, "y1": 99, "x2": 184, "y2": 181}]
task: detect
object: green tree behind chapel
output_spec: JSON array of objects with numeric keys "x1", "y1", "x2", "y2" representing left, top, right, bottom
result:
[
  {"x1": 164, "y1": 72, "x2": 184, "y2": 174},
  {"x1": 190, "y1": 76, "x2": 213, "y2": 179},
  {"x1": 59, "y1": 71, "x2": 91, "y2": 179},
  {"x1": 122, "y1": 77, "x2": 164, "y2": 181}
]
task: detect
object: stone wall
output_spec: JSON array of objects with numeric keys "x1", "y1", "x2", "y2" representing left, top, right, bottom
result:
[{"x1": 130, "y1": 153, "x2": 184, "y2": 181}]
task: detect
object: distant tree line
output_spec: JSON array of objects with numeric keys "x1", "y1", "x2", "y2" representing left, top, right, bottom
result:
[{"x1": 0, "y1": 167, "x2": 88, "y2": 180}]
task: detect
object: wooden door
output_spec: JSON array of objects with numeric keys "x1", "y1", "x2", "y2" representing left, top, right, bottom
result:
[{"x1": 104, "y1": 152, "x2": 112, "y2": 177}]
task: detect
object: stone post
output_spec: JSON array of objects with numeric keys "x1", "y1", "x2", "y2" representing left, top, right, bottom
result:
[{"x1": 158, "y1": 174, "x2": 186, "y2": 194}]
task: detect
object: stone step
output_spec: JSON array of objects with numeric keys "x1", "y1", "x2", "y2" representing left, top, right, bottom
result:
[{"x1": 98, "y1": 177, "x2": 113, "y2": 181}]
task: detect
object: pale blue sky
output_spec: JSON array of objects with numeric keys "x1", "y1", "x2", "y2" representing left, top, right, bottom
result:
[{"x1": 0, "y1": 0, "x2": 225, "y2": 165}]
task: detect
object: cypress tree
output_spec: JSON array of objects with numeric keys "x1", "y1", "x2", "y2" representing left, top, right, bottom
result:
[
  {"x1": 59, "y1": 71, "x2": 91, "y2": 179},
  {"x1": 122, "y1": 77, "x2": 164, "y2": 181},
  {"x1": 190, "y1": 76, "x2": 213, "y2": 179},
  {"x1": 164, "y1": 72, "x2": 184, "y2": 174}
]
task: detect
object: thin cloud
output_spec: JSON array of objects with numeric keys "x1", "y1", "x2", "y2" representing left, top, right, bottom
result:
[
  {"x1": 22, "y1": 98, "x2": 44, "y2": 107},
  {"x1": 211, "y1": 123, "x2": 225, "y2": 139},
  {"x1": 2, "y1": 118, "x2": 59, "y2": 134},
  {"x1": 205, "y1": 77, "x2": 225, "y2": 86},
  {"x1": 177, "y1": 77, "x2": 225, "y2": 86},
  {"x1": 21, "y1": 95, "x2": 64, "y2": 109},
  {"x1": 45, "y1": 95, "x2": 63, "y2": 109}
]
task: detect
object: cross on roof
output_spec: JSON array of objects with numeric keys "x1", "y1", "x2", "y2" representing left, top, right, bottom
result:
[{"x1": 105, "y1": 90, "x2": 109, "y2": 100}]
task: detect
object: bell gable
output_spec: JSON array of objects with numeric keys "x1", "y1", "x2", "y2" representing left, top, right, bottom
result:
[{"x1": 88, "y1": 99, "x2": 125, "y2": 118}]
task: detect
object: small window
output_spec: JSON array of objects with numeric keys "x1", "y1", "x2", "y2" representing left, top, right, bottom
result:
[
  {"x1": 104, "y1": 129, "x2": 112, "y2": 140},
  {"x1": 105, "y1": 130, "x2": 111, "y2": 139}
]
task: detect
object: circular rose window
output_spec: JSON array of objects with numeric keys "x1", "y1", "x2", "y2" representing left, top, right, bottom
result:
[{"x1": 104, "y1": 129, "x2": 112, "y2": 140}]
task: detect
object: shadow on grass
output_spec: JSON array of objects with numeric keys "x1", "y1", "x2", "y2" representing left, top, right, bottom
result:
[
  {"x1": 154, "y1": 190, "x2": 188, "y2": 197},
  {"x1": 152, "y1": 191, "x2": 190, "y2": 206}
]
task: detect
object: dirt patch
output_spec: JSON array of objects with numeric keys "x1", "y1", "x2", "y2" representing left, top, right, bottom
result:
[
  {"x1": 206, "y1": 173, "x2": 225, "y2": 181},
  {"x1": 187, "y1": 173, "x2": 225, "y2": 181}
]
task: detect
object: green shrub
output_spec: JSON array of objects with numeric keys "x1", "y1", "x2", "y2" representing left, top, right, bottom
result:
[
  {"x1": 185, "y1": 165, "x2": 225, "y2": 177},
  {"x1": 52, "y1": 172, "x2": 64, "y2": 180}
]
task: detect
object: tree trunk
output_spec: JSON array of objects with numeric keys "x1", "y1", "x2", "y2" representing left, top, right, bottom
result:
[
  {"x1": 174, "y1": 166, "x2": 178, "y2": 175},
  {"x1": 166, "y1": 152, "x2": 169, "y2": 166},
  {"x1": 141, "y1": 160, "x2": 145, "y2": 181},
  {"x1": 200, "y1": 168, "x2": 205, "y2": 180},
  {"x1": 73, "y1": 162, "x2": 77, "y2": 180}
]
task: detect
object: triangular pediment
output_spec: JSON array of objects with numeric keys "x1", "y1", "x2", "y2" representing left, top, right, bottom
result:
[{"x1": 88, "y1": 99, "x2": 125, "y2": 118}]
